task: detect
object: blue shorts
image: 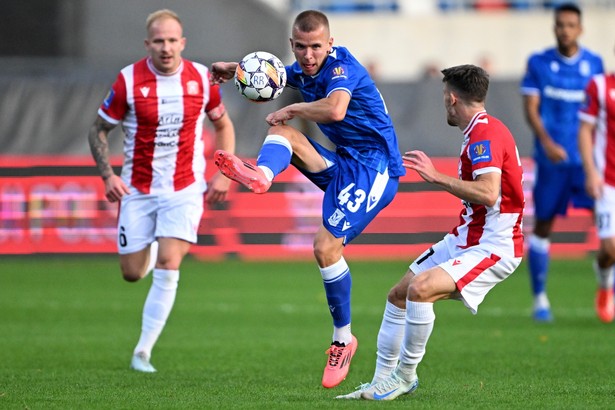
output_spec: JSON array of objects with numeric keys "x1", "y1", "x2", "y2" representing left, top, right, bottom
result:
[
  {"x1": 532, "y1": 162, "x2": 593, "y2": 221},
  {"x1": 297, "y1": 138, "x2": 399, "y2": 244}
]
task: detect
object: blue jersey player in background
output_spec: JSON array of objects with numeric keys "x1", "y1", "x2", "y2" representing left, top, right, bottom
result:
[
  {"x1": 211, "y1": 10, "x2": 404, "y2": 388},
  {"x1": 521, "y1": 2, "x2": 603, "y2": 322}
]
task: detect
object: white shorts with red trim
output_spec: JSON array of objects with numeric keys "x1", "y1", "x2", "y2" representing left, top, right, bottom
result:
[
  {"x1": 410, "y1": 236, "x2": 521, "y2": 314},
  {"x1": 595, "y1": 184, "x2": 615, "y2": 239},
  {"x1": 116, "y1": 183, "x2": 204, "y2": 254}
]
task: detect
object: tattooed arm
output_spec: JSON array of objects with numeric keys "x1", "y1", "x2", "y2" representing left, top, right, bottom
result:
[{"x1": 87, "y1": 116, "x2": 130, "y2": 202}]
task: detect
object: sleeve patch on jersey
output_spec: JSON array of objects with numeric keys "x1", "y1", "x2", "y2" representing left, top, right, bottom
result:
[
  {"x1": 103, "y1": 89, "x2": 115, "y2": 109},
  {"x1": 469, "y1": 140, "x2": 492, "y2": 164},
  {"x1": 331, "y1": 66, "x2": 347, "y2": 80}
]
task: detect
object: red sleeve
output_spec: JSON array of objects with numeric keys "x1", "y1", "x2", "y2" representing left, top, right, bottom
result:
[
  {"x1": 581, "y1": 77, "x2": 599, "y2": 118},
  {"x1": 205, "y1": 72, "x2": 226, "y2": 121},
  {"x1": 99, "y1": 72, "x2": 128, "y2": 123},
  {"x1": 468, "y1": 120, "x2": 505, "y2": 174}
]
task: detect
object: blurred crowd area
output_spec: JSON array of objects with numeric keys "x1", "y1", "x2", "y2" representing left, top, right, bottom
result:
[
  {"x1": 1, "y1": 0, "x2": 614, "y2": 156},
  {"x1": 285, "y1": 0, "x2": 615, "y2": 12}
]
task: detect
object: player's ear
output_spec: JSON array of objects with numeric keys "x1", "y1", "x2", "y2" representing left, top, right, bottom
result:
[{"x1": 448, "y1": 91, "x2": 458, "y2": 105}]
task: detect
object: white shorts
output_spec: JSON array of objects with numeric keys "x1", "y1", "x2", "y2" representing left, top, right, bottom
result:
[
  {"x1": 410, "y1": 237, "x2": 521, "y2": 314},
  {"x1": 116, "y1": 184, "x2": 204, "y2": 254},
  {"x1": 595, "y1": 184, "x2": 615, "y2": 239}
]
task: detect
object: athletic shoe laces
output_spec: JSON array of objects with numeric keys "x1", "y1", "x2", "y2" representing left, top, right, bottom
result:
[
  {"x1": 373, "y1": 372, "x2": 404, "y2": 394},
  {"x1": 326, "y1": 341, "x2": 346, "y2": 367}
]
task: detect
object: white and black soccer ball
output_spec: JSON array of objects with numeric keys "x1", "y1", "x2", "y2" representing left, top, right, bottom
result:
[{"x1": 234, "y1": 51, "x2": 286, "y2": 102}]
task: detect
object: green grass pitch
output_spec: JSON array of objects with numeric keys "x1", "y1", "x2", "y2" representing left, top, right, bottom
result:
[{"x1": 1, "y1": 256, "x2": 613, "y2": 409}]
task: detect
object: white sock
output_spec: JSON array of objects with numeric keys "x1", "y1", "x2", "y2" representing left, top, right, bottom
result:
[
  {"x1": 398, "y1": 300, "x2": 435, "y2": 381},
  {"x1": 372, "y1": 301, "x2": 406, "y2": 384},
  {"x1": 133, "y1": 268, "x2": 179, "y2": 357},
  {"x1": 145, "y1": 241, "x2": 159, "y2": 276},
  {"x1": 533, "y1": 292, "x2": 550, "y2": 310},
  {"x1": 529, "y1": 233, "x2": 550, "y2": 253},
  {"x1": 258, "y1": 166, "x2": 274, "y2": 182},
  {"x1": 594, "y1": 260, "x2": 615, "y2": 289},
  {"x1": 333, "y1": 324, "x2": 352, "y2": 346}
]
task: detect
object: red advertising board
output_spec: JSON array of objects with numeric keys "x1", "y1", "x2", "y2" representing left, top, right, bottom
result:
[{"x1": 0, "y1": 156, "x2": 596, "y2": 259}]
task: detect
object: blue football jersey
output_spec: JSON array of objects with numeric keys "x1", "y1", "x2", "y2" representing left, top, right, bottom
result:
[
  {"x1": 521, "y1": 47, "x2": 604, "y2": 165},
  {"x1": 285, "y1": 46, "x2": 405, "y2": 177}
]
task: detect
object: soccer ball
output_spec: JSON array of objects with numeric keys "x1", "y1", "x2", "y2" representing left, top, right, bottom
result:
[{"x1": 234, "y1": 51, "x2": 286, "y2": 102}]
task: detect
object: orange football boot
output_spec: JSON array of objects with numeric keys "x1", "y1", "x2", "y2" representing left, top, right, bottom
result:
[
  {"x1": 214, "y1": 150, "x2": 271, "y2": 194},
  {"x1": 595, "y1": 288, "x2": 614, "y2": 323},
  {"x1": 322, "y1": 336, "x2": 358, "y2": 388}
]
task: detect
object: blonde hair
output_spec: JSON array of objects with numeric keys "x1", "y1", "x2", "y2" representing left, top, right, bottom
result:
[{"x1": 146, "y1": 9, "x2": 182, "y2": 31}]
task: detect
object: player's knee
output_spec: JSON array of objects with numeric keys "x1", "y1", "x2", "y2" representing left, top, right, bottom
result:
[
  {"x1": 119, "y1": 260, "x2": 146, "y2": 282},
  {"x1": 600, "y1": 239, "x2": 615, "y2": 263},
  {"x1": 156, "y1": 254, "x2": 182, "y2": 271},
  {"x1": 313, "y1": 242, "x2": 339, "y2": 266},
  {"x1": 121, "y1": 269, "x2": 142, "y2": 282},
  {"x1": 268, "y1": 125, "x2": 294, "y2": 139},
  {"x1": 407, "y1": 277, "x2": 431, "y2": 302},
  {"x1": 313, "y1": 243, "x2": 325, "y2": 263},
  {"x1": 387, "y1": 283, "x2": 407, "y2": 306}
]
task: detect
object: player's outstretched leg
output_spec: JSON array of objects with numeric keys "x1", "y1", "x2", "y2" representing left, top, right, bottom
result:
[
  {"x1": 322, "y1": 335, "x2": 358, "y2": 388},
  {"x1": 359, "y1": 367, "x2": 418, "y2": 401},
  {"x1": 214, "y1": 150, "x2": 271, "y2": 194}
]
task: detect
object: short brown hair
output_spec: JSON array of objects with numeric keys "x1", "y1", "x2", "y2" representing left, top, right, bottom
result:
[
  {"x1": 441, "y1": 64, "x2": 489, "y2": 103},
  {"x1": 293, "y1": 10, "x2": 329, "y2": 33}
]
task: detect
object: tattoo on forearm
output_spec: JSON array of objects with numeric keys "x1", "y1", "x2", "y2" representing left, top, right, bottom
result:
[{"x1": 88, "y1": 118, "x2": 116, "y2": 180}]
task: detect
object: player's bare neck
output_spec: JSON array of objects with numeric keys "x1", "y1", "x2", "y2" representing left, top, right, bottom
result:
[{"x1": 558, "y1": 44, "x2": 579, "y2": 59}]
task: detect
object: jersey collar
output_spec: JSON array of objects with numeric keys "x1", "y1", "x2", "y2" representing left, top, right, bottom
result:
[{"x1": 146, "y1": 57, "x2": 184, "y2": 76}]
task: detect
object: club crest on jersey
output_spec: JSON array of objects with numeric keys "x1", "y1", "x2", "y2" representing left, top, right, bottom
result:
[
  {"x1": 331, "y1": 66, "x2": 347, "y2": 80},
  {"x1": 469, "y1": 140, "x2": 492, "y2": 164},
  {"x1": 187, "y1": 80, "x2": 199, "y2": 95},
  {"x1": 327, "y1": 209, "x2": 345, "y2": 227},
  {"x1": 140, "y1": 87, "x2": 150, "y2": 98},
  {"x1": 103, "y1": 89, "x2": 115, "y2": 109}
]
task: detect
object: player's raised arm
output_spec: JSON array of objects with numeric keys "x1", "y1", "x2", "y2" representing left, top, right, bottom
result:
[
  {"x1": 403, "y1": 150, "x2": 500, "y2": 207},
  {"x1": 266, "y1": 89, "x2": 350, "y2": 126},
  {"x1": 210, "y1": 61, "x2": 238, "y2": 84}
]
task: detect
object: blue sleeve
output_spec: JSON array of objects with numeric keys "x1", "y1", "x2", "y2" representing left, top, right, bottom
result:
[
  {"x1": 285, "y1": 64, "x2": 298, "y2": 89},
  {"x1": 324, "y1": 61, "x2": 358, "y2": 98},
  {"x1": 521, "y1": 55, "x2": 539, "y2": 94}
]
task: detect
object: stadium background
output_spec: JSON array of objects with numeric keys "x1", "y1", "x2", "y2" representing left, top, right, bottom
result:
[{"x1": 1, "y1": 0, "x2": 612, "y2": 257}]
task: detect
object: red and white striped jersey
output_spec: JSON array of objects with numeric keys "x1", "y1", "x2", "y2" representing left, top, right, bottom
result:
[
  {"x1": 449, "y1": 111, "x2": 525, "y2": 258},
  {"x1": 579, "y1": 73, "x2": 615, "y2": 187},
  {"x1": 98, "y1": 57, "x2": 226, "y2": 194}
]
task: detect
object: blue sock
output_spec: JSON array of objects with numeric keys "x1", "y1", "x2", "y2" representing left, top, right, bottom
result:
[
  {"x1": 320, "y1": 258, "x2": 352, "y2": 328},
  {"x1": 528, "y1": 234, "x2": 550, "y2": 296},
  {"x1": 256, "y1": 135, "x2": 292, "y2": 177}
]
